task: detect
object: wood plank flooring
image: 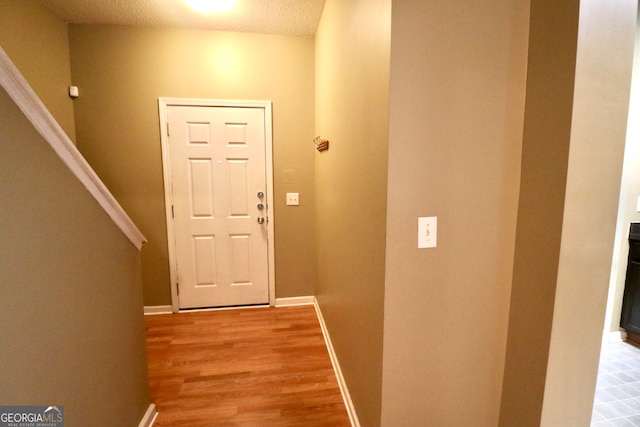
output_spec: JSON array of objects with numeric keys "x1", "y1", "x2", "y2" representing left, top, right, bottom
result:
[{"x1": 145, "y1": 305, "x2": 351, "y2": 426}]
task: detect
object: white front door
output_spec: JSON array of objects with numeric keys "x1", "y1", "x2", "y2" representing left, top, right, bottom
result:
[{"x1": 160, "y1": 100, "x2": 272, "y2": 310}]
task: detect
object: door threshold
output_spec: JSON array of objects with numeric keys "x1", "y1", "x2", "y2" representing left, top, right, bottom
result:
[{"x1": 178, "y1": 303, "x2": 270, "y2": 313}]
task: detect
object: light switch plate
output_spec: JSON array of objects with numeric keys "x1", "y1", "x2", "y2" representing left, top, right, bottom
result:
[
  {"x1": 418, "y1": 216, "x2": 437, "y2": 248},
  {"x1": 286, "y1": 193, "x2": 299, "y2": 206}
]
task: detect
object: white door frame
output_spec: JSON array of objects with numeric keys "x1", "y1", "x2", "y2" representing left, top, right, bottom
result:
[{"x1": 158, "y1": 98, "x2": 275, "y2": 312}]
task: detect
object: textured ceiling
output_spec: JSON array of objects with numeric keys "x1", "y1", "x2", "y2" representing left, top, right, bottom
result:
[{"x1": 38, "y1": 0, "x2": 326, "y2": 38}]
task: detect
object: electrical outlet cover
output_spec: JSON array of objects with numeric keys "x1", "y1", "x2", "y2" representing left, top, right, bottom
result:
[{"x1": 286, "y1": 193, "x2": 299, "y2": 206}]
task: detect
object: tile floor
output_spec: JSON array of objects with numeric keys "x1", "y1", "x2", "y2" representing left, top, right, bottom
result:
[{"x1": 591, "y1": 341, "x2": 640, "y2": 426}]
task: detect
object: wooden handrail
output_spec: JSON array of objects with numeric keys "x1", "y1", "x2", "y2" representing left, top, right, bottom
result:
[{"x1": 0, "y1": 46, "x2": 146, "y2": 250}]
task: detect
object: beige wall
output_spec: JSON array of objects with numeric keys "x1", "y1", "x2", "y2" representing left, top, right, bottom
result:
[
  {"x1": 0, "y1": 86, "x2": 150, "y2": 426},
  {"x1": 314, "y1": 1, "x2": 390, "y2": 425},
  {"x1": 382, "y1": 0, "x2": 528, "y2": 425},
  {"x1": 0, "y1": 0, "x2": 76, "y2": 142},
  {"x1": 499, "y1": 0, "x2": 580, "y2": 424},
  {"x1": 68, "y1": 25, "x2": 316, "y2": 306},
  {"x1": 500, "y1": 1, "x2": 637, "y2": 425},
  {"x1": 540, "y1": 1, "x2": 637, "y2": 424},
  {"x1": 605, "y1": 11, "x2": 640, "y2": 338}
]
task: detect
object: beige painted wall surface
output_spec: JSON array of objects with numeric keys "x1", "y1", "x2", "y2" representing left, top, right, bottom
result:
[
  {"x1": 0, "y1": 0, "x2": 76, "y2": 142},
  {"x1": 382, "y1": 0, "x2": 528, "y2": 425},
  {"x1": 605, "y1": 11, "x2": 640, "y2": 338},
  {"x1": 314, "y1": 0, "x2": 390, "y2": 425},
  {"x1": 499, "y1": 1, "x2": 580, "y2": 424},
  {"x1": 540, "y1": 1, "x2": 637, "y2": 424},
  {"x1": 0, "y1": 86, "x2": 150, "y2": 426},
  {"x1": 68, "y1": 25, "x2": 316, "y2": 306}
]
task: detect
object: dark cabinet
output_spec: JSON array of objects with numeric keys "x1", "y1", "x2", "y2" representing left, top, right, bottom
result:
[{"x1": 620, "y1": 223, "x2": 640, "y2": 343}]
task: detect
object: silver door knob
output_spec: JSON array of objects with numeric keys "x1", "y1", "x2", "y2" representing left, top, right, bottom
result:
[{"x1": 257, "y1": 216, "x2": 265, "y2": 224}]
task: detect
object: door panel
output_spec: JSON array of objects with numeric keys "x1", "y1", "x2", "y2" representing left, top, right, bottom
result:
[
  {"x1": 228, "y1": 160, "x2": 249, "y2": 215},
  {"x1": 230, "y1": 234, "x2": 251, "y2": 283},
  {"x1": 193, "y1": 235, "x2": 216, "y2": 285},
  {"x1": 189, "y1": 159, "x2": 215, "y2": 217},
  {"x1": 167, "y1": 105, "x2": 269, "y2": 309}
]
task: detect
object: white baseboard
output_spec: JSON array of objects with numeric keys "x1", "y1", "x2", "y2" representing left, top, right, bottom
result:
[
  {"x1": 274, "y1": 296, "x2": 315, "y2": 307},
  {"x1": 138, "y1": 403, "x2": 157, "y2": 427},
  {"x1": 312, "y1": 297, "x2": 360, "y2": 427},
  {"x1": 604, "y1": 329, "x2": 626, "y2": 344},
  {"x1": 144, "y1": 305, "x2": 172, "y2": 315}
]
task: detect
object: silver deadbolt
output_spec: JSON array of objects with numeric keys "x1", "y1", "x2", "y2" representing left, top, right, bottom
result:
[
  {"x1": 257, "y1": 216, "x2": 265, "y2": 224},
  {"x1": 257, "y1": 191, "x2": 264, "y2": 198}
]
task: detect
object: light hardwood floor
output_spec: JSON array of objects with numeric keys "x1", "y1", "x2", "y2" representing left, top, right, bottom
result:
[{"x1": 145, "y1": 305, "x2": 351, "y2": 426}]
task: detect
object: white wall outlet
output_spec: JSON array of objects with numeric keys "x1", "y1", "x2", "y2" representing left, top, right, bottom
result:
[
  {"x1": 286, "y1": 193, "x2": 300, "y2": 206},
  {"x1": 418, "y1": 216, "x2": 437, "y2": 248}
]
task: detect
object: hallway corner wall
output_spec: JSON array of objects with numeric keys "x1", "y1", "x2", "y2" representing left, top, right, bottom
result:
[
  {"x1": 0, "y1": 85, "x2": 150, "y2": 427},
  {"x1": 314, "y1": 0, "x2": 391, "y2": 425},
  {"x1": 540, "y1": 1, "x2": 637, "y2": 424},
  {"x1": 0, "y1": 0, "x2": 76, "y2": 142},
  {"x1": 604, "y1": 7, "x2": 640, "y2": 341},
  {"x1": 383, "y1": 0, "x2": 528, "y2": 425}
]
